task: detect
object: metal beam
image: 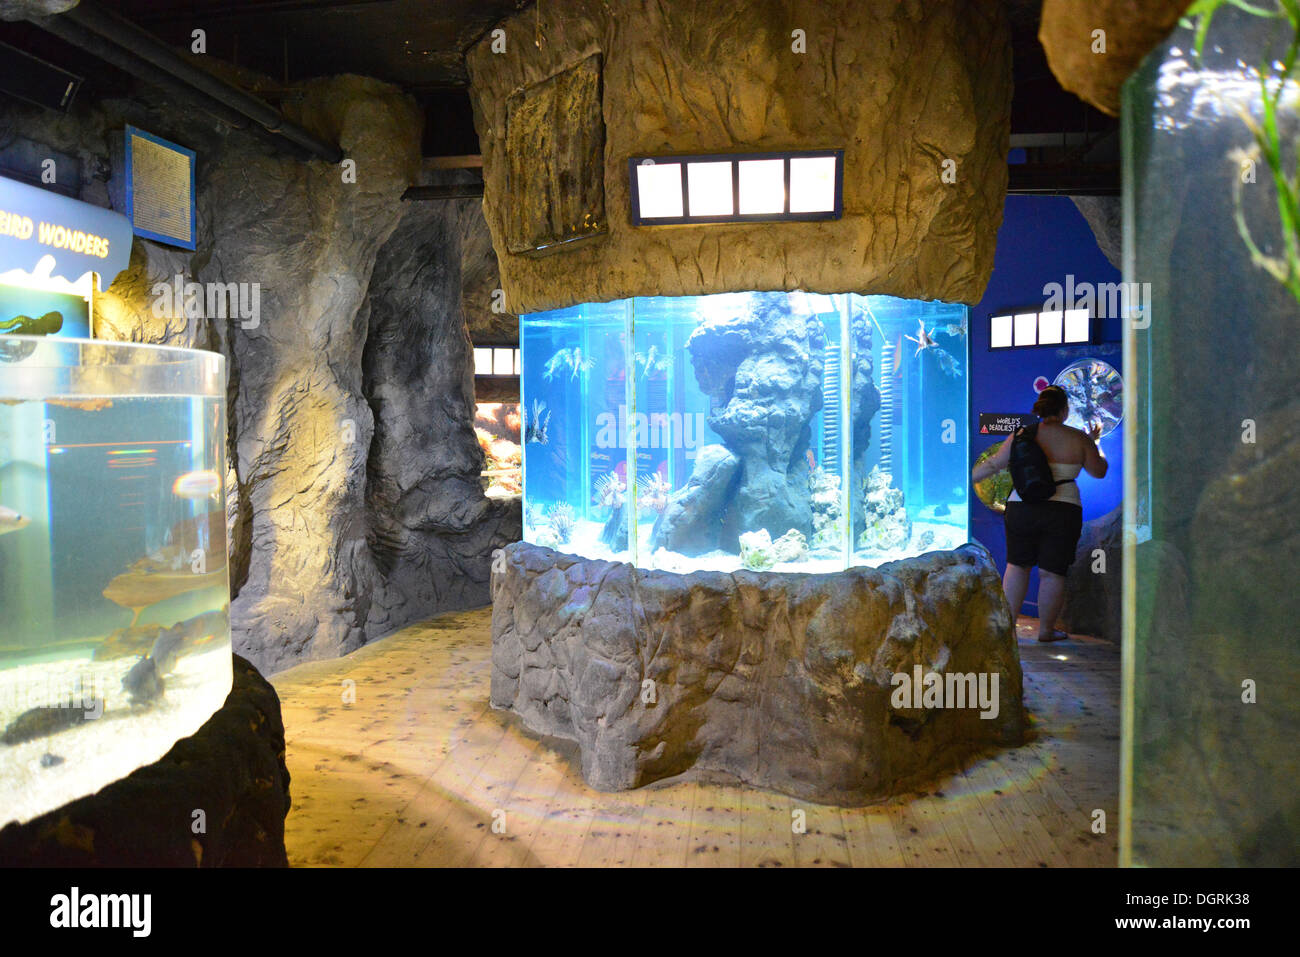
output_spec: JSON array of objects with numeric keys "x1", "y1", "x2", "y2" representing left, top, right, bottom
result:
[
  {"x1": 402, "y1": 183, "x2": 485, "y2": 201},
  {"x1": 1007, "y1": 163, "x2": 1120, "y2": 196}
]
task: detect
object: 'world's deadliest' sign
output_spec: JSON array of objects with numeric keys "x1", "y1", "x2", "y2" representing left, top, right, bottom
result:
[{"x1": 978, "y1": 413, "x2": 1036, "y2": 435}]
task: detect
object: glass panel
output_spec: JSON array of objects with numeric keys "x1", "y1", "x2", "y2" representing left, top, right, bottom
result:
[
  {"x1": 850, "y1": 296, "x2": 968, "y2": 566},
  {"x1": 520, "y1": 291, "x2": 969, "y2": 573},
  {"x1": 635, "y1": 162, "x2": 683, "y2": 218},
  {"x1": 789, "y1": 155, "x2": 837, "y2": 213},
  {"x1": 737, "y1": 159, "x2": 785, "y2": 214},
  {"x1": 1122, "y1": 7, "x2": 1299, "y2": 866},
  {"x1": 0, "y1": 337, "x2": 232, "y2": 824},
  {"x1": 1038, "y1": 310, "x2": 1064, "y2": 345},
  {"x1": 686, "y1": 161, "x2": 734, "y2": 216},
  {"x1": 1013, "y1": 312, "x2": 1038, "y2": 346},
  {"x1": 1063, "y1": 308, "x2": 1090, "y2": 343},
  {"x1": 473, "y1": 347, "x2": 492, "y2": 376},
  {"x1": 990, "y1": 314, "x2": 1013, "y2": 348},
  {"x1": 519, "y1": 300, "x2": 631, "y2": 561}
]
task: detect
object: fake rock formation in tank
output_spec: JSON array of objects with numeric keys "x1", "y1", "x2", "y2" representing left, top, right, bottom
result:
[{"x1": 652, "y1": 292, "x2": 825, "y2": 554}]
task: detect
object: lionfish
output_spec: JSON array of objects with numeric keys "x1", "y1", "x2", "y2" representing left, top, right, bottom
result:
[
  {"x1": 523, "y1": 399, "x2": 550, "y2": 444},
  {"x1": 543, "y1": 347, "x2": 596, "y2": 382},
  {"x1": 593, "y1": 472, "x2": 626, "y2": 508},
  {"x1": 903, "y1": 318, "x2": 962, "y2": 379},
  {"x1": 633, "y1": 345, "x2": 672, "y2": 380}
]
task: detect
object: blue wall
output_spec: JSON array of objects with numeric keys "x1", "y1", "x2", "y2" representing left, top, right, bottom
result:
[{"x1": 969, "y1": 196, "x2": 1124, "y2": 613}]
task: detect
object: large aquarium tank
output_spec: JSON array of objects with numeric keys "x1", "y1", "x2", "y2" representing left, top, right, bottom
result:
[
  {"x1": 1122, "y1": 4, "x2": 1299, "y2": 865},
  {"x1": 0, "y1": 337, "x2": 232, "y2": 826},
  {"x1": 520, "y1": 291, "x2": 969, "y2": 572}
]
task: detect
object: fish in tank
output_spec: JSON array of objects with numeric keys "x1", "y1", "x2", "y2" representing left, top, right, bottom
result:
[
  {"x1": 0, "y1": 337, "x2": 232, "y2": 826},
  {"x1": 519, "y1": 291, "x2": 969, "y2": 573}
]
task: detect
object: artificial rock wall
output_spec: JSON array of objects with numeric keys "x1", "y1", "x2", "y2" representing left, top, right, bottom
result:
[
  {"x1": 467, "y1": 0, "x2": 1012, "y2": 313},
  {"x1": 492, "y1": 541, "x2": 1025, "y2": 804},
  {"x1": 1, "y1": 76, "x2": 518, "y2": 673}
]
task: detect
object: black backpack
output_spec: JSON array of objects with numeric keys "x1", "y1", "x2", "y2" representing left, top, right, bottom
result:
[{"x1": 1008, "y1": 422, "x2": 1064, "y2": 503}]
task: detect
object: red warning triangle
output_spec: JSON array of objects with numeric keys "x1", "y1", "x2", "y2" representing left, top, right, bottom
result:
[{"x1": 980, "y1": 425, "x2": 988, "y2": 433}]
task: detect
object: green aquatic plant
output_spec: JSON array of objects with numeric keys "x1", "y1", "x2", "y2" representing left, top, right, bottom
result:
[{"x1": 1185, "y1": 0, "x2": 1300, "y2": 304}]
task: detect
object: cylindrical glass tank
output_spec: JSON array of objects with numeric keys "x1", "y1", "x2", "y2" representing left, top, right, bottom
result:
[
  {"x1": 1123, "y1": 7, "x2": 1300, "y2": 865},
  {"x1": 0, "y1": 337, "x2": 231, "y2": 825},
  {"x1": 520, "y1": 292, "x2": 969, "y2": 572}
]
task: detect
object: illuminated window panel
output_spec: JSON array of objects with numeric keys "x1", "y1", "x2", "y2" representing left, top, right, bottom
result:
[
  {"x1": 629, "y1": 150, "x2": 842, "y2": 225},
  {"x1": 1014, "y1": 313, "x2": 1038, "y2": 346},
  {"x1": 789, "y1": 155, "x2": 837, "y2": 213},
  {"x1": 493, "y1": 348, "x2": 514, "y2": 375},
  {"x1": 634, "y1": 162, "x2": 684, "y2": 219},
  {"x1": 1064, "y1": 308, "x2": 1090, "y2": 343},
  {"x1": 738, "y1": 159, "x2": 785, "y2": 215},
  {"x1": 474, "y1": 347, "x2": 493, "y2": 376},
  {"x1": 1038, "y1": 310, "x2": 1064, "y2": 344},
  {"x1": 686, "y1": 161, "x2": 734, "y2": 216},
  {"x1": 990, "y1": 314, "x2": 1014, "y2": 349}
]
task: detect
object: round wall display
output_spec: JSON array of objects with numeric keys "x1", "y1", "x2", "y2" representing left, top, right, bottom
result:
[
  {"x1": 1053, "y1": 358, "x2": 1124, "y2": 438},
  {"x1": 973, "y1": 444, "x2": 1013, "y2": 513}
]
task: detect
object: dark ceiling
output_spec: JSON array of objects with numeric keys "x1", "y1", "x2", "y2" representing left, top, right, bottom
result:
[{"x1": 2, "y1": 0, "x2": 1115, "y2": 159}]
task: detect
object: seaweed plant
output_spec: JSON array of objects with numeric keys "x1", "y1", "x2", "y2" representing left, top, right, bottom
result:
[{"x1": 1186, "y1": 0, "x2": 1300, "y2": 303}]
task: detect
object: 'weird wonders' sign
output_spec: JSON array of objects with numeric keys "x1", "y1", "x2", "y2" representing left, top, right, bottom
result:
[{"x1": 0, "y1": 175, "x2": 132, "y2": 290}]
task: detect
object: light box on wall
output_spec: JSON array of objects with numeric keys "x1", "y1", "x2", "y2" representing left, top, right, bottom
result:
[
  {"x1": 628, "y1": 149, "x2": 843, "y2": 225},
  {"x1": 120, "y1": 126, "x2": 196, "y2": 251},
  {"x1": 989, "y1": 307, "x2": 1092, "y2": 350}
]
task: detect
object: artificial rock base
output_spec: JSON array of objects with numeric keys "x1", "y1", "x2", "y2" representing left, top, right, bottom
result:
[
  {"x1": 490, "y1": 542, "x2": 1025, "y2": 806},
  {"x1": 0, "y1": 655, "x2": 290, "y2": 867}
]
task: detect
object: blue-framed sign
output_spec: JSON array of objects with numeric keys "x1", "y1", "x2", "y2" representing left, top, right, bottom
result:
[
  {"x1": 0, "y1": 174, "x2": 132, "y2": 291},
  {"x1": 123, "y1": 125, "x2": 196, "y2": 251}
]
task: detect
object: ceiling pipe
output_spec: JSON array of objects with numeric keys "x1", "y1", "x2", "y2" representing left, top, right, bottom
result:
[
  {"x1": 27, "y1": 12, "x2": 315, "y2": 161},
  {"x1": 29, "y1": 0, "x2": 342, "y2": 163}
]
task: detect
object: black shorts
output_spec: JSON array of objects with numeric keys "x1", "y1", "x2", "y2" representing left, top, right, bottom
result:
[{"x1": 1004, "y1": 500, "x2": 1083, "y2": 576}]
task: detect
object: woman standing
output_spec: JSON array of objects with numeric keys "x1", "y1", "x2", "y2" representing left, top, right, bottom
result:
[{"x1": 971, "y1": 385, "x2": 1107, "y2": 642}]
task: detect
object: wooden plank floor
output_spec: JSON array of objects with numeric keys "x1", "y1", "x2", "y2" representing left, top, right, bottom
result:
[{"x1": 272, "y1": 610, "x2": 1119, "y2": 868}]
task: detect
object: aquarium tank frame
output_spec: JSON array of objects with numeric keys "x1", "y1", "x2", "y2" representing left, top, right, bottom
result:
[
  {"x1": 519, "y1": 290, "x2": 971, "y2": 574},
  {"x1": 0, "y1": 335, "x2": 232, "y2": 827}
]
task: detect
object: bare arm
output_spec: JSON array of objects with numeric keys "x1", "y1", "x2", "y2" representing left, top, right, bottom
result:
[
  {"x1": 1082, "y1": 424, "x2": 1108, "y2": 478},
  {"x1": 971, "y1": 435, "x2": 1014, "y2": 482}
]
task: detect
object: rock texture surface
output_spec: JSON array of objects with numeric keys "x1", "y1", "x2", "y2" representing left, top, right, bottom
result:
[
  {"x1": 1, "y1": 80, "x2": 518, "y2": 673},
  {"x1": 1061, "y1": 505, "x2": 1121, "y2": 643},
  {"x1": 0, "y1": 0, "x2": 77, "y2": 20},
  {"x1": 491, "y1": 541, "x2": 1025, "y2": 804},
  {"x1": 0, "y1": 655, "x2": 290, "y2": 866},
  {"x1": 467, "y1": 0, "x2": 1011, "y2": 313},
  {"x1": 1071, "y1": 196, "x2": 1123, "y2": 271},
  {"x1": 1039, "y1": 0, "x2": 1193, "y2": 116}
]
